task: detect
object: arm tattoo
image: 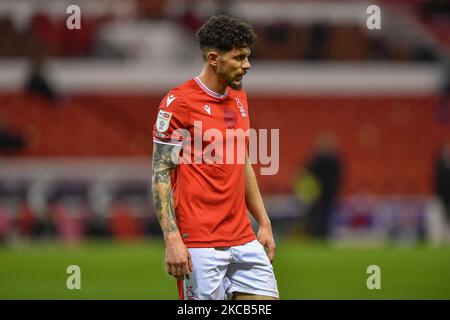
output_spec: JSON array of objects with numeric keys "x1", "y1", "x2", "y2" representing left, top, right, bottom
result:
[{"x1": 151, "y1": 143, "x2": 181, "y2": 237}]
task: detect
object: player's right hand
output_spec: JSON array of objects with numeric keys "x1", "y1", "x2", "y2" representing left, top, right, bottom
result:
[{"x1": 164, "y1": 233, "x2": 193, "y2": 280}]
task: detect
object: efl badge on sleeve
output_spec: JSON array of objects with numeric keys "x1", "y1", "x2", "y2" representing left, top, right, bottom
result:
[{"x1": 156, "y1": 110, "x2": 172, "y2": 133}]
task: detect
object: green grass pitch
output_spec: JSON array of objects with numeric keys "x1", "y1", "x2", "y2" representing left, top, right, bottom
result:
[{"x1": 1, "y1": 239, "x2": 449, "y2": 299}]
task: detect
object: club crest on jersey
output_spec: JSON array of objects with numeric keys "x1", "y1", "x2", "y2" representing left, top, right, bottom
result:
[
  {"x1": 235, "y1": 98, "x2": 247, "y2": 118},
  {"x1": 156, "y1": 110, "x2": 172, "y2": 133}
]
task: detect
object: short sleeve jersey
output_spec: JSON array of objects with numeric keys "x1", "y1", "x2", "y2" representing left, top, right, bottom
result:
[{"x1": 152, "y1": 77, "x2": 256, "y2": 248}]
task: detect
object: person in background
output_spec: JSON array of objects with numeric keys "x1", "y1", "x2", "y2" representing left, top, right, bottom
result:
[
  {"x1": 435, "y1": 142, "x2": 450, "y2": 238},
  {"x1": 24, "y1": 54, "x2": 57, "y2": 102},
  {"x1": 304, "y1": 134, "x2": 343, "y2": 240}
]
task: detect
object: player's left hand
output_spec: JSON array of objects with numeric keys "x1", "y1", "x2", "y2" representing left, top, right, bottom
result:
[{"x1": 257, "y1": 225, "x2": 276, "y2": 263}]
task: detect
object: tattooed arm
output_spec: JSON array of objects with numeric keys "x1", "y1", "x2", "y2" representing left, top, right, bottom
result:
[{"x1": 152, "y1": 142, "x2": 192, "y2": 280}]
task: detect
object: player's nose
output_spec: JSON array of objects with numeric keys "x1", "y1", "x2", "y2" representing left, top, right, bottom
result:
[{"x1": 242, "y1": 58, "x2": 251, "y2": 71}]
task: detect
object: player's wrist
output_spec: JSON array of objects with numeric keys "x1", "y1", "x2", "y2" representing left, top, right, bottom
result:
[
  {"x1": 164, "y1": 231, "x2": 183, "y2": 242},
  {"x1": 258, "y1": 218, "x2": 272, "y2": 228}
]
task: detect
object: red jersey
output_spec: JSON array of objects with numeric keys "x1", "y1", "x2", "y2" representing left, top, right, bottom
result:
[{"x1": 152, "y1": 77, "x2": 256, "y2": 247}]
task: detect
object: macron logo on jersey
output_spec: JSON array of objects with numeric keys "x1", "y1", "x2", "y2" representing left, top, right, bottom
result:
[
  {"x1": 203, "y1": 105, "x2": 211, "y2": 115},
  {"x1": 166, "y1": 94, "x2": 176, "y2": 107}
]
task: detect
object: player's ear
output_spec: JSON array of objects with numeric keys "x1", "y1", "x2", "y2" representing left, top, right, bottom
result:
[{"x1": 206, "y1": 50, "x2": 220, "y2": 68}]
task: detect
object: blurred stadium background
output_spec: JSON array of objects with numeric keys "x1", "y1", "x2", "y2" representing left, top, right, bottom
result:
[{"x1": 0, "y1": 0, "x2": 450, "y2": 299}]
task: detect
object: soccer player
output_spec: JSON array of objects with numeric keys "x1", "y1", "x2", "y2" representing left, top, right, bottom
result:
[{"x1": 151, "y1": 14, "x2": 279, "y2": 300}]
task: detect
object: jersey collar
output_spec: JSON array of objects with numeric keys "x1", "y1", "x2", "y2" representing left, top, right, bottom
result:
[{"x1": 194, "y1": 77, "x2": 228, "y2": 99}]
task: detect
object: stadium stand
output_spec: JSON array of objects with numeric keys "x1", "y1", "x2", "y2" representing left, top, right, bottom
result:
[{"x1": 0, "y1": 0, "x2": 449, "y2": 244}]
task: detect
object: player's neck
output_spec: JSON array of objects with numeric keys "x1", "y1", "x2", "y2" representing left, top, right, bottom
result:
[{"x1": 197, "y1": 68, "x2": 227, "y2": 95}]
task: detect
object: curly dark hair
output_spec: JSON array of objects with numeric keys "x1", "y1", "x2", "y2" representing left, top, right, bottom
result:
[{"x1": 196, "y1": 14, "x2": 257, "y2": 59}]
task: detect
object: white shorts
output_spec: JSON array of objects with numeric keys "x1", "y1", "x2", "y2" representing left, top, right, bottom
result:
[{"x1": 179, "y1": 240, "x2": 279, "y2": 300}]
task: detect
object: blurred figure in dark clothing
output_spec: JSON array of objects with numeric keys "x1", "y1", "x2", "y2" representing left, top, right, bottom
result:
[
  {"x1": 421, "y1": 0, "x2": 450, "y2": 18},
  {"x1": 435, "y1": 142, "x2": 450, "y2": 223},
  {"x1": 306, "y1": 134, "x2": 343, "y2": 239},
  {"x1": 24, "y1": 54, "x2": 57, "y2": 102},
  {"x1": 0, "y1": 123, "x2": 26, "y2": 154},
  {"x1": 307, "y1": 23, "x2": 329, "y2": 60},
  {"x1": 436, "y1": 64, "x2": 450, "y2": 123}
]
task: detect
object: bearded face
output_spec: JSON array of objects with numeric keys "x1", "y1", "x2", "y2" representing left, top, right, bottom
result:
[{"x1": 216, "y1": 47, "x2": 251, "y2": 90}]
